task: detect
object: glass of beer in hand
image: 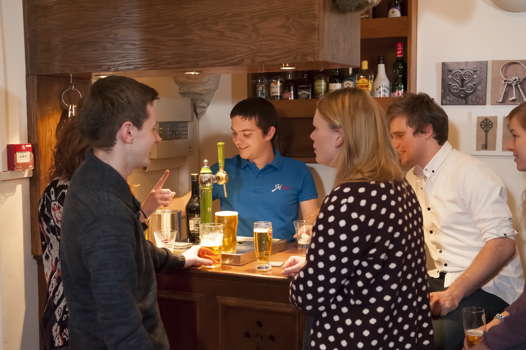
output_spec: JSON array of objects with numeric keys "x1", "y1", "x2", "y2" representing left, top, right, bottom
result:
[
  {"x1": 199, "y1": 223, "x2": 224, "y2": 268},
  {"x1": 253, "y1": 221, "x2": 272, "y2": 271},
  {"x1": 463, "y1": 306, "x2": 486, "y2": 347},
  {"x1": 214, "y1": 211, "x2": 238, "y2": 253}
]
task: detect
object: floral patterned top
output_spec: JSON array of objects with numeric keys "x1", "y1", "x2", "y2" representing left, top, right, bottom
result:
[{"x1": 38, "y1": 178, "x2": 70, "y2": 349}]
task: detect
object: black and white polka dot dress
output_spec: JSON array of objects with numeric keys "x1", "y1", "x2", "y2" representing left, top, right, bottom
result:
[{"x1": 290, "y1": 181, "x2": 434, "y2": 350}]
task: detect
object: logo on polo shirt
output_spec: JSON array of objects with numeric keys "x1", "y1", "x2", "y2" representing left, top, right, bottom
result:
[{"x1": 271, "y1": 184, "x2": 290, "y2": 192}]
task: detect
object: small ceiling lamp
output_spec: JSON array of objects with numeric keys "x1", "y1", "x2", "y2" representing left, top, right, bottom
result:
[
  {"x1": 184, "y1": 71, "x2": 201, "y2": 75},
  {"x1": 280, "y1": 63, "x2": 296, "y2": 71}
]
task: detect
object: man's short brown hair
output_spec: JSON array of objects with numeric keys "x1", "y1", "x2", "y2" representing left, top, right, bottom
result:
[
  {"x1": 78, "y1": 76, "x2": 159, "y2": 149},
  {"x1": 386, "y1": 93, "x2": 449, "y2": 145}
]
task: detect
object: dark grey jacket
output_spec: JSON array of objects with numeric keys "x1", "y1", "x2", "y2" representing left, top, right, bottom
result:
[{"x1": 61, "y1": 151, "x2": 185, "y2": 350}]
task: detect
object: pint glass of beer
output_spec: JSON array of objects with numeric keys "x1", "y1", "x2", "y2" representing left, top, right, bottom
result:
[
  {"x1": 462, "y1": 306, "x2": 486, "y2": 347},
  {"x1": 214, "y1": 211, "x2": 238, "y2": 253},
  {"x1": 253, "y1": 221, "x2": 272, "y2": 271},
  {"x1": 199, "y1": 223, "x2": 224, "y2": 268}
]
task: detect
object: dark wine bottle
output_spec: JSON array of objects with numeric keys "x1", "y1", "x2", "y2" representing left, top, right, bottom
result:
[
  {"x1": 391, "y1": 41, "x2": 407, "y2": 96},
  {"x1": 296, "y1": 72, "x2": 313, "y2": 99},
  {"x1": 254, "y1": 74, "x2": 268, "y2": 99},
  {"x1": 185, "y1": 173, "x2": 200, "y2": 243},
  {"x1": 281, "y1": 71, "x2": 296, "y2": 100},
  {"x1": 328, "y1": 69, "x2": 343, "y2": 93}
]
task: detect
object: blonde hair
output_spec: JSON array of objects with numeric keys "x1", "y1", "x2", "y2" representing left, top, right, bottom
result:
[{"x1": 316, "y1": 88, "x2": 403, "y2": 185}]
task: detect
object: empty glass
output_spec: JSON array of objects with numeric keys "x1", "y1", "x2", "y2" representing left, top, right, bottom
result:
[
  {"x1": 294, "y1": 220, "x2": 313, "y2": 250},
  {"x1": 150, "y1": 209, "x2": 179, "y2": 250}
]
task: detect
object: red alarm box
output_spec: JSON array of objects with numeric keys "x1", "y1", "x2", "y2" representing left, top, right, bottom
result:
[{"x1": 7, "y1": 144, "x2": 34, "y2": 171}]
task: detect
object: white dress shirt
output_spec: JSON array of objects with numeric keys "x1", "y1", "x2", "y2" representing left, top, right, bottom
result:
[{"x1": 406, "y1": 142, "x2": 524, "y2": 305}]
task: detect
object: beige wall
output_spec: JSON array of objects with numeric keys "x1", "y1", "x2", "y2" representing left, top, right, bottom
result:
[
  {"x1": 0, "y1": 1, "x2": 39, "y2": 349},
  {"x1": 417, "y1": 0, "x2": 526, "y2": 270}
]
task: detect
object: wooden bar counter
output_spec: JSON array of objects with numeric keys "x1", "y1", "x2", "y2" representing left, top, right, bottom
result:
[{"x1": 157, "y1": 245, "x2": 305, "y2": 350}]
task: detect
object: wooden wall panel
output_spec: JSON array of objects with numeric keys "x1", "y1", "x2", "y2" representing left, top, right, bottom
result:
[
  {"x1": 28, "y1": 75, "x2": 91, "y2": 258},
  {"x1": 24, "y1": 0, "x2": 360, "y2": 75}
]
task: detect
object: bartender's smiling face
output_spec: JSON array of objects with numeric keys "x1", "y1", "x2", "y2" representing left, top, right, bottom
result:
[
  {"x1": 231, "y1": 116, "x2": 274, "y2": 161},
  {"x1": 389, "y1": 115, "x2": 427, "y2": 168},
  {"x1": 506, "y1": 116, "x2": 526, "y2": 171}
]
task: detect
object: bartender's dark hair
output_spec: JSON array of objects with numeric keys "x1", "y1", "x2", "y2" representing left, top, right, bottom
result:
[
  {"x1": 230, "y1": 97, "x2": 279, "y2": 141},
  {"x1": 78, "y1": 75, "x2": 159, "y2": 149},
  {"x1": 386, "y1": 93, "x2": 449, "y2": 145}
]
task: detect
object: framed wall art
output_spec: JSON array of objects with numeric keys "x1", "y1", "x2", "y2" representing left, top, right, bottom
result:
[
  {"x1": 442, "y1": 61, "x2": 488, "y2": 105},
  {"x1": 490, "y1": 60, "x2": 526, "y2": 105},
  {"x1": 470, "y1": 114, "x2": 513, "y2": 156}
]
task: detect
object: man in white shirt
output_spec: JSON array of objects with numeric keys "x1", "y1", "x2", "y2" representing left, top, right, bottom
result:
[{"x1": 387, "y1": 93, "x2": 524, "y2": 350}]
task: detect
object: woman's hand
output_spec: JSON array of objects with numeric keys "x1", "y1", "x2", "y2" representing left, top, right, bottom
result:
[
  {"x1": 141, "y1": 169, "x2": 175, "y2": 218},
  {"x1": 282, "y1": 256, "x2": 307, "y2": 277}
]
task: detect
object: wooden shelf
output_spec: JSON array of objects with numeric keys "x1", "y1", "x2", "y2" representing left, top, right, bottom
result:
[
  {"x1": 271, "y1": 97, "x2": 400, "y2": 119},
  {"x1": 361, "y1": 16, "x2": 409, "y2": 39},
  {"x1": 0, "y1": 169, "x2": 33, "y2": 181}
]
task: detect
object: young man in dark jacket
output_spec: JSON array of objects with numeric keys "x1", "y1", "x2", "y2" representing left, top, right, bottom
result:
[{"x1": 60, "y1": 75, "x2": 211, "y2": 350}]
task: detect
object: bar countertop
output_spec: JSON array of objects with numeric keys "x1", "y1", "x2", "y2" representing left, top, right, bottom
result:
[
  {"x1": 157, "y1": 243, "x2": 306, "y2": 350},
  {"x1": 181, "y1": 243, "x2": 304, "y2": 280}
]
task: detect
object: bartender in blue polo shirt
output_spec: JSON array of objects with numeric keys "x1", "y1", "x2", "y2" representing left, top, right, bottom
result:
[{"x1": 211, "y1": 97, "x2": 318, "y2": 241}]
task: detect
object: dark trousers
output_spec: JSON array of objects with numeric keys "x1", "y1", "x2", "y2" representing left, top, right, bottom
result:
[
  {"x1": 429, "y1": 276, "x2": 508, "y2": 350},
  {"x1": 302, "y1": 313, "x2": 314, "y2": 350}
]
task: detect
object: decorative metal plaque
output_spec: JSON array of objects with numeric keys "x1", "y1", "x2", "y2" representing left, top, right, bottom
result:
[{"x1": 441, "y1": 61, "x2": 488, "y2": 105}]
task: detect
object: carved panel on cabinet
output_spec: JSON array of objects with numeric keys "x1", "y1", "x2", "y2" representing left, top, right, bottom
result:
[
  {"x1": 217, "y1": 296, "x2": 302, "y2": 350},
  {"x1": 157, "y1": 291, "x2": 205, "y2": 350}
]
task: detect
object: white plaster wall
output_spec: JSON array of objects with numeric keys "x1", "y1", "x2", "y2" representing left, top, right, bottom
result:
[
  {"x1": 0, "y1": 0, "x2": 39, "y2": 350},
  {"x1": 416, "y1": 0, "x2": 526, "y2": 269}
]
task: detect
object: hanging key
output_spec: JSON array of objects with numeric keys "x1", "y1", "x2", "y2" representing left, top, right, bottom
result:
[
  {"x1": 509, "y1": 77, "x2": 520, "y2": 102},
  {"x1": 497, "y1": 80, "x2": 511, "y2": 103}
]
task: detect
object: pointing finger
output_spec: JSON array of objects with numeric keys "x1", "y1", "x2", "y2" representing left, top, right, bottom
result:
[{"x1": 153, "y1": 169, "x2": 170, "y2": 190}]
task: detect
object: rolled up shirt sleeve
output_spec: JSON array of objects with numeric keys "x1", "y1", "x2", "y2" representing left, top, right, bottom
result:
[{"x1": 462, "y1": 164, "x2": 516, "y2": 241}]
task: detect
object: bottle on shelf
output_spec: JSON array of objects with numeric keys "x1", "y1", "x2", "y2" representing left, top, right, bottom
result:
[
  {"x1": 185, "y1": 173, "x2": 200, "y2": 243},
  {"x1": 313, "y1": 70, "x2": 328, "y2": 99},
  {"x1": 269, "y1": 74, "x2": 283, "y2": 100},
  {"x1": 296, "y1": 71, "x2": 313, "y2": 99},
  {"x1": 342, "y1": 67, "x2": 355, "y2": 88},
  {"x1": 356, "y1": 60, "x2": 372, "y2": 94},
  {"x1": 391, "y1": 41, "x2": 407, "y2": 96},
  {"x1": 328, "y1": 69, "x2": 343, "y2": 93},
  {"x1": 391, "y1": 70, "x2": 406, "y2": 97},
  {"x1": 254, "y1": 74, "x2": 268, "y2": 99},
  {"x1": 281, "y1": 71, "x2": 296, "y2": 100},
  {"x1": 388, "y1": 0, "x2": 402, "y2": 18},
  {"x1": 373, "y1": 56, "x2": 391, "y2": 98}
]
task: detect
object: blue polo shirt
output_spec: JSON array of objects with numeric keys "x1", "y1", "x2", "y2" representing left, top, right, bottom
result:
[{"x1": 211, "y1": 152, "x2": 317, "y2": 241}]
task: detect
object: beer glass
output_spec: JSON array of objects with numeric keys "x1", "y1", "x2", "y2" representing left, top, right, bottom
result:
[
  {"x1": 462, "y1": 306, "x2": 486, "y2": 347},
  {"x1": 294, "y1": 220, "x2": 313, "y2": 250},
  {"x1": 199, "y1": 223, "x2": 224, "y2": 268},
  {"x1": 214, "y1": 211, "x2": 238, "y2": 253},
  {"x1": 253, "y1": 221, "x2": 272, "y2": 271}
]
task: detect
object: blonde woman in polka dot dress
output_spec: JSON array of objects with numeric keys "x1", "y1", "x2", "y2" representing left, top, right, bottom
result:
[{"x1": 283, "y1": 88, "x2": 434, "y2": 350}]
